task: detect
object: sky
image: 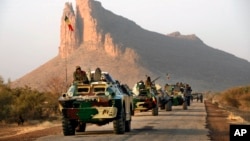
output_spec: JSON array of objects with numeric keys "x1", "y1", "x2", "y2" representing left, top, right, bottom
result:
[{"x1": 0, "y1": 0, "x2": 249, "y2": 82}]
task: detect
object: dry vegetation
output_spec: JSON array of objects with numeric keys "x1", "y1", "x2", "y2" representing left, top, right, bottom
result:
[
  {"x1": 205, "y1": 85, "x2": 250, "y2": 122},
  {"x1": 0, "y1": 76, "x2": 60, "y2": 124},
  {"x1": 219, "y1": 85, "x2": 250, "y2": 111}
]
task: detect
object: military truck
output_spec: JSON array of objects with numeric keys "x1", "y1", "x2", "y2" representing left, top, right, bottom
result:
[
  {"x1": 132, "y1": 80, "x2": 159, "y2": 116},
  {"x1": 58, "y1": 71, "x2": 133, "y2": 135},
  {"x1": 165, "y1": 84, "x2": 188, "y2": 110}
]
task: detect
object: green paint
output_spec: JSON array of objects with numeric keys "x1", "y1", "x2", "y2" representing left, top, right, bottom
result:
[
  {"x1": 77, "y1": 108, "x2": 98, "y2": 121},
  {"x1": 173, "y1": 97, "x2": 179, "y2": 106},
  {"x1": 80, "y1": 101, "x2": 92, "y2": 107}
]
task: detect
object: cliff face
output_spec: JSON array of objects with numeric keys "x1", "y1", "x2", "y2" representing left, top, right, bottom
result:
[
  {"x1": 59, "y1": 0, "x2": 122, "y2": 58},
  {"x1": 12, "y1": 0, "x2": 250, "y2": 92},
  {"x1": 59, "y1": 2, "x2": 79, "y2": 58}
]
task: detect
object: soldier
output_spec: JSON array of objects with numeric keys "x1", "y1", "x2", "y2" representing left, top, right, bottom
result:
[
  {"x1": 86, "y1": 68, "x2": 91, "y2": 82},
  {"x1": 93, "y1": 67, "x2": 102, "y2": 81},
  {"x1": 145, "y1": 76, "x2": 152, "y2": 88},
  {"x1": 185, "y1": 84, "x2": 192, "y2": 106},
  {"x1": 73, "y1": 66, "x2": 89, "y2": 84}
]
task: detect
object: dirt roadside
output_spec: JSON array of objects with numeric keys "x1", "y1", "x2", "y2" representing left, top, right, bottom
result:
[
  {"x1": 205, "y1": 100, "x2": 230, "y2": 141},
  {"x1": 0, "y1": 100, "x2": 239, "y2": 141}
]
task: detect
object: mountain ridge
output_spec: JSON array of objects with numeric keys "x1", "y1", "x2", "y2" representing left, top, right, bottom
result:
[{"x1": 12, "y1": 0, "x2": 250, "y2": 92}]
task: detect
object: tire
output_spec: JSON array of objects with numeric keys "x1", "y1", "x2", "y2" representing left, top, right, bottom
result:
[
  {"x1": 160, "y1": 105, "x2": 165, "y2": 110},
  {"x1": 187, "y1": 96, "x2": 191, "y2": 106},
  {"x1": 62, "y1": 117, "x2": 76, "y2": 136},
  {"x1": 165, "y1": 100, "x2": 172, "y2": 111},
  {"x1": 125, "y1": 120, "x2": 131, "y2": 132},
  {"x1": 131, "y1": 110, "x2": 135, "y2": 116},
  {"x1": 75, "y1": 122, "x2": 86, "y2": 132},
  {"x1": 125, "y1": 106, "x2": 132, "y2": 132},
  {"x1": 152, "y1": 105, "x2": 159, "y2": 116},
  {"x1": 131, "y1": 104, "x2": 135, "y2": 116},
  {"x1": 113, "y1": 108, "x2": 125, "y2": 134},
  {"x1": 183, "y1": 101, "x2": 188, "y2": 110}
]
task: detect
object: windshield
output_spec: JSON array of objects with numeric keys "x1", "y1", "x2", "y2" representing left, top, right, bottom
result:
[{"x1": 93, "y1": 87, "x2": 105, "y2": 92}]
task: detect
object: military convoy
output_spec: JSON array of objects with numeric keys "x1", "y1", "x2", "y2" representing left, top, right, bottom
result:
[
  {"x1": 58, "y1": 70, "x2": 194, "y2": 136},
  {"x1": 58, "y1": 71, "x2": 133, "y2": 135}
]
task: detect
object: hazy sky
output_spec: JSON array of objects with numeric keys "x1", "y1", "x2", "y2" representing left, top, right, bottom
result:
[{"x1": 0, "y1": 0, "x2": 249, "y2": 82}]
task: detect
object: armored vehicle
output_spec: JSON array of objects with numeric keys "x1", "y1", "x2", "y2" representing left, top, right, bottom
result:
[
  {"x1": 132, "y1": 80, "x2": 159, "y2": 116},
  {"x1": 165, "y1": 84, "x2": 188, "y2": 110},
  {"x1": 157, "y1": 88, "x2": 172, "y2": 111},
  {"x1": 58, "y1": 71, "x2": 133, "y2": 135}
]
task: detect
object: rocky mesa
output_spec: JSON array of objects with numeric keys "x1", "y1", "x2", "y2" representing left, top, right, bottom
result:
[{"x1": 12, "y1": 0, "x2": 250, "y2": 92}]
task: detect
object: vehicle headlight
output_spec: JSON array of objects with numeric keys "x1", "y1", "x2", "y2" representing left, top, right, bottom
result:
[{"x1": 67, "y1": 92, "x2": 73, "y2": 97}]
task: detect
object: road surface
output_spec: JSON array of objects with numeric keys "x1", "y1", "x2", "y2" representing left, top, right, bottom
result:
[{"x1": 36, "y1": 102, "x2": 209, "y2": 141}]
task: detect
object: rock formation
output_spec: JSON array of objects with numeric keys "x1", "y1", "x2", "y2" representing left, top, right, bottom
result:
[
  {"x1": 11, "y1": 0, "x2": 250, "y2": 92},
  {"x1": 59, "y1": 0, "x2": 122, "y2": 58},
  {"x1": 59, "y1": 2, "x2": 79, "y2": 58}
]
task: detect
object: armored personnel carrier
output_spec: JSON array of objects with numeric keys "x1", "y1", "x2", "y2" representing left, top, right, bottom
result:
[
  {"x1": 165, "y1": 84, "x2": 188, "y2": 110},
  {"x1": 58, "y1": 71, "x2": 133, "y2": 135},
  {"x1": 132, "y1": 80, "x2": 159, "y2": 116},
  {"x1": 157, "y1": 88, "x2": 172, "y2": 111}
]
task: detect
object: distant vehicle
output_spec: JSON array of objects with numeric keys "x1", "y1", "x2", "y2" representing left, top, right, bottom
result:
[
  {"x1": 132, "y1": 80, "x2": 159, "y2": 116},
  {"x1": 191, "y1": 93, "x2": 203, "y2": 103},
  {"x1": 157, "y1": 88, "x2": 172, "y2": 111},
  {"x1": 58, "y1": 71, "x2": 133, "y2": 136},
  {"x1": 164, "y1": 84, "x2": 188, "y2": 110}
]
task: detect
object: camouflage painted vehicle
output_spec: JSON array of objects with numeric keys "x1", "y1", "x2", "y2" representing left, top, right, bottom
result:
[
  {"x1": 58, "y1": 72, "x2": 133, "y2": 136},
  {"x1": 165, "y1": 84, "x2": 188, "y2": 110},
  {"x1": 157, "y1": 88, "x2": 172, "y2": 111},
  {"x1": 132, "y1": 80, "x2": 159, "y2": 116}
]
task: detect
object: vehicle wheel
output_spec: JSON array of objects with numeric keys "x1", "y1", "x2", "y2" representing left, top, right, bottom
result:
[
  {"x1": 187, "y1": 96, "x2": 191, "y2": 106},
  {"x1": 131, "y1": 110, "x2": 135, "y2": 116},
  {"x1": 131, "y1": 104, "x2": 135, "y2": 116},
  {"x1": 183, "y1": 101, "x2": 188, "y2": 110},
  {"x1": 125, "y1": 120, "x2": 131, "y2": 132},
  {"x1": 125, "y1": 107, "x2": 132, "y2": 132},
  {"x1": 113, "y1": 108, "x2": 125, "y2": 134},
  {"x1": 152, "y1": 106, "x2": 158, "y2": 116},
  {"x1": 62, "y1": 117, "x2": 76, "y2": 136},
  {"x1": 165, "y1": 100, "x2": 172, "y2": 111},
  {"x1": 75, "y1": 122, "x2": 86, "y2": 132},
  {"x1": 160, "y1": 105, "x2": 165, "y2": 110}
]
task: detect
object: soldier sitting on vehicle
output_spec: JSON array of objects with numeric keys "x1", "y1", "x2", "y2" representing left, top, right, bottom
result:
[
  {"x1": 93, "y1": 67, "x2": 102, "y2": 82},
  {"x1": 145, "y1": 76, "x2": 152, "y2": 88},
  {"x1": 73, "y1": 66, "x2": 89, "y2": 84}
]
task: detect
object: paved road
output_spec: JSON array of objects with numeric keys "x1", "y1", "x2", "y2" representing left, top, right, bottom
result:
[{"x1": 36, "y1": 102, "x2": 209, "y2": 141}]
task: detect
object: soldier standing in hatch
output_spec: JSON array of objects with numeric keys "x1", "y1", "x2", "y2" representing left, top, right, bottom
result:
[
  {"x1": 145, "y1": 75, "x2": 152, "y2": 88},
  {"x1": 73, "y1": 66, "x2": 89, "y2": 84}
]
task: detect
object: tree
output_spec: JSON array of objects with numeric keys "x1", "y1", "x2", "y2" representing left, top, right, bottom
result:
[{"x1": 45, "y1": 76, "x2": 66, "y2": 96}]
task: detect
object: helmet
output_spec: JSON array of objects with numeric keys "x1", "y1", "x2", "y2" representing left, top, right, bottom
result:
[{"x1": 76, "y1": 66, "x2": 81, "y2": 70}]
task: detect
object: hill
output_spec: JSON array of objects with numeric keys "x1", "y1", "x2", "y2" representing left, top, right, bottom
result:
[{"x1": 12, "y1": 0, "x2": 250, "y2": 92}]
